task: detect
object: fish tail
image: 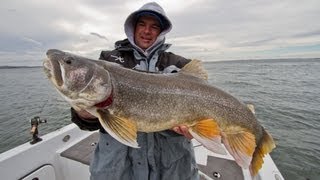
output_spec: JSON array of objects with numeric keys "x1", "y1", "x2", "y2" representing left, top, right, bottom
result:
[
  {"x1": 189, "y1": 119, "x2": 227, "y2": 155},
  {"x1": 221, "y1": 126, "x2": 256, "y2": 169},
  {"x1": 250, "y1": 128, "x2": 276, "y2": 176}
]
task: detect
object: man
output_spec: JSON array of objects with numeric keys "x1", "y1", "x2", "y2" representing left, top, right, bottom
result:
[{"x1": 71, "y1": 2, "x2": 199, "y2": 180}]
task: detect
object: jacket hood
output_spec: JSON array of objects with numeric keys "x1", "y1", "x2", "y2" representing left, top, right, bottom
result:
[{"x1": 124, "y1": 2, "x2": 172, "y2": 56}]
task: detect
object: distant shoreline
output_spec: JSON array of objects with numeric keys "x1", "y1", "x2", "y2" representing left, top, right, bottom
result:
[
  {"x1": 0, "y1": 57, "x2": 319, "y2": 68},
  {"x1": 0, "y1": 66, "x2": 42, "y2": 69},
  {"x1": 203, "y1": 57, "x2": 320, "y2": 63}
]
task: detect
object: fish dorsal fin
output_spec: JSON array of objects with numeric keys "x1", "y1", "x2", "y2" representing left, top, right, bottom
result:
[
  {"x1": 96, "y1": 109, "x2": 139, "y2": 148},
  {"x1": 180, "y1": 59, "x2": 208, "y2": 80},
  {"x1": 221, "y1": 125, "x2": 256, "y2": 169}
]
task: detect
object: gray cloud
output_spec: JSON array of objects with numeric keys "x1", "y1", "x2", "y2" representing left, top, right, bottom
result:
[
  {"x1": 292, "y1": 30, "x2": 320, "y2": 38},
  {"x1": 90, "y1": 32, "x2": 109, "y2": 41},
  {"x1": 230, "y1": 38, "x2": 279, "y2": 48},
  {"x1": 0, "y1": 0, "x2": 320, "y2": 66}
]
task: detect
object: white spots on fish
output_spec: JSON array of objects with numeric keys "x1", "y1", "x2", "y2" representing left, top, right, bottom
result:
[{"x1": 69, "y1": 67, "x2": 88, "y2": 82}]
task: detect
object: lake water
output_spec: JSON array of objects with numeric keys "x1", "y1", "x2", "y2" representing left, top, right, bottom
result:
[{"x1": 0, "y1": 59, "x2": 319, "y2": 179}]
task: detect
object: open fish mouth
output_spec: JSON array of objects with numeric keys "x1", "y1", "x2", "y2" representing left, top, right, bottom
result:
[
  {"x1": 43, "y1": 58, "x2": 52, "y2": 72},
  {"x1": 43, "y1": 57, "x2": 63, "y2": 87},
  {"x1": 43, "y1": 58, "x2": 52, "y2": 79}
]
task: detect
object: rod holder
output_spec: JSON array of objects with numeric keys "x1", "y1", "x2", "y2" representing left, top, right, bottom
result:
[{"x1": 30, "y1": 116, "x2": 47, "y2": 144}]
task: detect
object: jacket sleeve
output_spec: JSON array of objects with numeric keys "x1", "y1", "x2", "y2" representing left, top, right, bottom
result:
[
  {"x1": 157, "y1": 52, "x2": 192, "y2": 73},
  {"x1": 99, "y1": 50, "x2": 112, "y2": 61},
  {"x1": 71, "y1": 108, "x2": 101, "y2": 131}
]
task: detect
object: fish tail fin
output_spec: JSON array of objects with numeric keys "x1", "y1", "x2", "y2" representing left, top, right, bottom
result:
[
  {"x1": 189, "y1": 119, "x2": 227, "y2": 154},
  {"x1": 250, "y1": 128, "x2": 276, "y2": 176},
  {"x1": 221, "y1": 126, "x2": 256, "y2": 169}
]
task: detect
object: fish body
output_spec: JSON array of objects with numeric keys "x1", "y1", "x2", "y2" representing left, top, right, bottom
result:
[
  {"x1": 43, "y1": 49, "x2": 275, "y2": 175},
  {"x1": 109, "y1": 63, "x2": 258, "y2": 133}
]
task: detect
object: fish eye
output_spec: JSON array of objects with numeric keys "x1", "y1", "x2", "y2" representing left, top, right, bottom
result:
[{"x1": 65, "y1": 57, "x2": 73, "y2": 64}]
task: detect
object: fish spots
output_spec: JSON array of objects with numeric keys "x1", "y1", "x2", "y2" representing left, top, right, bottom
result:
[{"x1": 68, "y1": 67, "x2": 87, "y2": 82}]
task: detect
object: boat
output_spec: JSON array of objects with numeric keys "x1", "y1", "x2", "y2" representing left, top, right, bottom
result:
[{"x1": 0, "y1": 123, "x2": 284, "y2": 180}]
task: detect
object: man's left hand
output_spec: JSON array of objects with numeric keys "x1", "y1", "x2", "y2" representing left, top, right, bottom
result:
[{"x1": 172, "y1": 125, "x2": 193, "y2": 140}]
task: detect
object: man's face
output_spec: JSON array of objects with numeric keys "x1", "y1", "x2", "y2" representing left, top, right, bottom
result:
[{"x1": 134, "y1": 15, "x2": 162, "y2": 50}]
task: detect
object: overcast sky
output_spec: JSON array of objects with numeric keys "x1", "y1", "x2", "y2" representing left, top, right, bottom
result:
[{"x1": 1, "y1": 0, "x2": 320, "y2": 66}]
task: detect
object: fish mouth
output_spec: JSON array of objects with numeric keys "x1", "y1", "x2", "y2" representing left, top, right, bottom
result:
[
  {"x1": 43, "y1": 53, "x2": 63, "y2": 87},
  {"x1": 43, "y1": 58, "x2": 52, "y2": 72}
]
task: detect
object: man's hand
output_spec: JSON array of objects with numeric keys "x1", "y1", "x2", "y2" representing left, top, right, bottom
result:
[{"x1": 172, "y1": 125, "x2": 193, "y2": 140}]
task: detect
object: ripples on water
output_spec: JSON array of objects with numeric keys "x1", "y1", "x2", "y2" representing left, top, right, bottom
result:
[{"x1": 1, "y1": 59, "x2": 320, "y2": 180}]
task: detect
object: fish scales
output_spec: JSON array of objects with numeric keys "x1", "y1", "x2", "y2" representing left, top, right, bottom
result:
[{"x1": 43, "y1": 49, "x2": 275, "y2": 176}]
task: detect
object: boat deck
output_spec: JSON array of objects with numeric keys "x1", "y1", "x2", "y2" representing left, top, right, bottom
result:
[
  {"x1": 60, "y1": 132, "x2": 244, "y2": 180},
  {"x1": 60, "y1": 132, "x2": 98, "y2": 165}
]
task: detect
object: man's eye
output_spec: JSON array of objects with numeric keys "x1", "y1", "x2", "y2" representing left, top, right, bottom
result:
[
  {"x1": 137, "y1": 22, "x2": 145, "y2": 26},
  {"x1": 152, "y1": 25, "x2": 160, "y2": 30}
]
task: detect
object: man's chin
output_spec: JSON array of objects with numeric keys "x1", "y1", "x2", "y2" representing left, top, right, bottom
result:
[{"x1": 139, "y1": 43, "x2": 152, "y2": 50}]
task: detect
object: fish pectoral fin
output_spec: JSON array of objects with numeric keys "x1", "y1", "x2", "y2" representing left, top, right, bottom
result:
[
  {"x1": 221, "y1": 126, "x2": 256, "y2": 169},
  {"x1": 180, "y1": 59, "x2": 208, "y2": 80},
  {"x1": 97, "y1": 109, "x2": 139, "y2": 148},
  {"x1": 189, "y1": 119, "x2": 227, "y2": 155},
  {"x1": 250, "y1": 128, "x2": 276, "y2": 176}
]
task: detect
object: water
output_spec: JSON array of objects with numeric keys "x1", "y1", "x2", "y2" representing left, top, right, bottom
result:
[
  {"x1": 0, "y1": 67, "x2": 70, "y2": 153},
  {"x1": 0, "y1": 59, "x2": 320, "y2": 179}
]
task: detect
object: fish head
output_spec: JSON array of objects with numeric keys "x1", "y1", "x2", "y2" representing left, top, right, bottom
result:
[{"x1": 43, "y1": 49, "x2": 112, "y2": 109}]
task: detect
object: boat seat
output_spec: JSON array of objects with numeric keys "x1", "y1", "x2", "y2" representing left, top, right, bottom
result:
[
  {"x1": 60, "y1": 132, "x2": 99, "y2": 165},
  {"x1": 198, "y1": 156, "x2": 244, "y2": 180}
]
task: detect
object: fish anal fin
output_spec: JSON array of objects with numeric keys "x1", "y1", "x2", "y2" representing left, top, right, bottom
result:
[
  {"x1": 222, "y1": 126, "x2": 256, "y2": 169},
  {"x1": 180, "y1": 59, "x2": 208, "y2": 80},
  {"x1": 189, "y1": 119, "x2": 227, "y2": 155},
  {"x1": 250, "y1": 129, "x2": 276, "y2": 176},
  {"x1": 97, "y1": 109, "x2": 139, "y2": 148}
]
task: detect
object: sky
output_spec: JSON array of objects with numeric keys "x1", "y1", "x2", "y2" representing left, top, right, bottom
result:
[{"x1": 1, "y1": 0, "x2": 320, "y2": 66}]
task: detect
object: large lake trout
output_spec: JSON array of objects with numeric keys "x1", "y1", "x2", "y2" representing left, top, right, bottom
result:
[{"x1": 43, "y1": 49, "x2": 275, "y2": 175}]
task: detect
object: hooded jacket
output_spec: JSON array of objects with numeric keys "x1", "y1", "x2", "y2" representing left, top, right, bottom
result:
[
  {"x1": 98, "y1": 1, "x2": 190, "y2": 73},
  {"x1": 124, "y1": 2, "x2": 172, "y2": 56}
]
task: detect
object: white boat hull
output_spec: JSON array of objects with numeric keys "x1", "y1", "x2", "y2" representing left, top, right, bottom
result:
[{"x1": 0, "y1": 124, "x2": 284, "y2": 180}]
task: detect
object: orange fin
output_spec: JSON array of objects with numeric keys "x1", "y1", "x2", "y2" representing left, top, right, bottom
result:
[
  {"x1": 97, "y1": 109, "x2": 139, "y2": 148},
  {"x1": 189, "y1": 119, "x2": 227, "y2": 154},
  {"x1": 250, "y1": 128, "x2": 276, "y2": 176},
  {"x1": 222, "y1": 126, "x2": 256, "y2": 169}
]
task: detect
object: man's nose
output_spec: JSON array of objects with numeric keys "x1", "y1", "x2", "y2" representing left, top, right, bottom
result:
[{"x1": 143, "y1": 26, "x2": 151, "y2": 34}]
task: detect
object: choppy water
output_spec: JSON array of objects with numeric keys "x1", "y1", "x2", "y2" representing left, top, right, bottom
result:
[{"x1": 1, "y1": 59, "x2": 320, "y2": 180}]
